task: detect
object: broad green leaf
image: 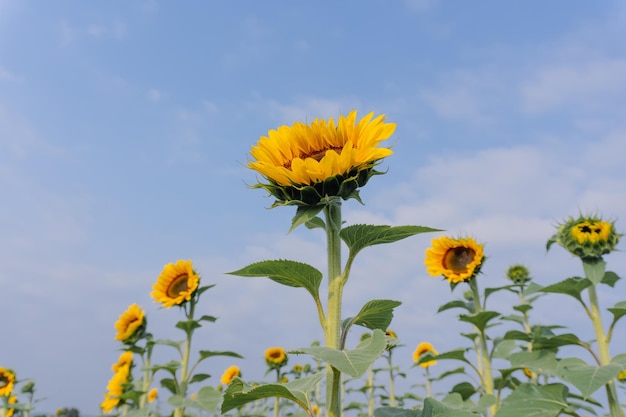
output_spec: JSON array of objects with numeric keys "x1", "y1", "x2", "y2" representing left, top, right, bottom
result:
[
  {"x1": 154, "y1": 339, "x2": 183, "y2": 351},
  {"x1": 513, "y1": 304, "x2": 532, "y2": 314},
  {"x1": 611, "y1": 353, "x2": 626, "y2": 367},
  {"x1": 292, "y1": 329, "x2": 387, "y2": 377},
  {"x1": 221, "y1": 372, "x2": 323, "y2": 413},
  {"x1": 228, "y1": 259, "x2": 322, "y2": 300},
  {"x1": 583, "y1": 259, "x2": 606, "y2": 285},
  {"x1": 523, "y1": 281, "x2": 544, "y2": 296},
  {"x1": 492, "y1": 339, "x2": 521, "y2": 359},
  {"x1": 289, "y1": 205, "x2": 324, "y2": 233},
  {"x1": 417, "y1": 349, "x2": 472, "y2": 367},
  {"x1": 608, "y1": 301, "x2": 626, "y2": 328},
  {"x1": 124, "y1": 409, "x2": 151, "y2": 417},
  {"x1": 449, "y1": 382, "x2": 477, "y2": 401},
  {"x1": 495, "y1": 383, "x2": 569, "y2": 417},
  {"x1": 602, "y1": 271, "x2": 621, "y2": 287},
  {"x1": 188, "y1": 373, "x2": 211, "y2": 384},
  {"x1": 533, "y1": 333, "x2": 587, "y2": 350},
  {"x1": 500, "y1": 314, "x2": 524, "y2": 325},
  {"x1": 351, "y1": 299, "x2": 402, "y2": 331},
  {"x1": 373, "y1": 407, "x2": 421, "y2": 417},
  {"x1": 176, "y1": 319, "x2": 201, "y2": 334},
  {"x1": 421, "y1": 396, "x2": 481, "y2": 417},
  {"x1": 557, "y1": 357, "x2": 622, "y2": 398},
  {"x1": 198, "y1": 350, "x2": 244, "y2": 360},
  {"x1": 484, "y1": 285, "x2": 515, "y2": 302},
  {"x1": 435, "y1": 366, "x2": 466, "y2": 381},
  {"x1": 437, "y1": 300, "x2": 473, "y2": 314},
  {"x1": 508, "y1": 351, "x2": 559, "y2": 377},
  {"x1": 151, "y1": 361, "x2": 181, "y2": 376},
  {"x1": 459, "y1": 311, "x2": 501, "y2": 333},
  {"x1": 539, "y1": 277, "x2": 591, "y2": 304},
  {"x1": 160, "y1": 377, "x2": 178, "y2": 394},
  {"x1": 340, "y1": 224, "x2": 441, "y2": 258},
  {"x1": 442, "y1": 392, "x2": 496, "y2": 413},
  {"x1": 169, "y1": 386, "x2": 221, "y2": 413}
]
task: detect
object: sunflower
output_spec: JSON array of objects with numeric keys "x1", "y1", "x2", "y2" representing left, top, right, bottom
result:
[
  {"x1": 151, "y1": 259, "x2": 200, "y2": 308},
  {"x1": 112, "y1": 351, "x2": 134, "y2": 372},
  {"x1": 147, "y1": 387, "x2": 158, "y2": 403},
  {"x1": 114, "y1": 304, "x2": 146, "y2": 343},
  {"x1": 506, "y1": 264, "x2": 532, "y2": 285},
  {"x1": 220, "y1": 365, "x2": 241, "y2": 385},
  {"x1": 549, "y1": 215, "x2": 621, "y2": 260},
  {"x1": 5, "y1": 395, "x2": 17, "y2": 417},
  {"x1": 265, "y1": 347, "x2": 288, "y2": 368},
  {"x1": 413, "y1": 342, "x2": 438, "y2": 368},
  {"x1": 248, "y1": 110, "x2": 395, "y2": 206},
  {"x1": 425, "y1": 236, "x2": 485, "y2": 284},
  {"x1": 0, "y1": 367, "x2": 15, "y2": 396},
  {"x1": 101, "y1": 363, "x2": 131, "y2": 413}
]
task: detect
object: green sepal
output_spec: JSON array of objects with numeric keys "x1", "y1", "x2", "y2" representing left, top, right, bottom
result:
[
  {"x1": 228, "y1": 259, "x2": 322, "y2": 301},
  {"x1": 289, "y1": 205, "x2": 324, "y2": 233},
  {"x1": 292, "y1": 329, "x2": 387, "y2": 378}
]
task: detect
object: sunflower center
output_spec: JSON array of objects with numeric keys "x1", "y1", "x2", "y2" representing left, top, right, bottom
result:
[
  {"x1": 166, "y1": 274, "x2": 189, "y2": 298},
  {"x1": 283, "y1": 146, "x2": 344, "y2": 169},
  {"x1": 0, "y1": 376, "x2": 8, "y2": 387},
  {"x1": 442, "y1": 247, "x2": 476, "y2": 273}
]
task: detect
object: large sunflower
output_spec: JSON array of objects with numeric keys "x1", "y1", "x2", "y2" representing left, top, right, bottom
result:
[
  {"x1": 0, "y1": 367, "x2": 15, "y2": 396},
  {"x1": 265, "y1": 346, "x2": 288, "y2": 368},
  {"x1": 248, "y1": 110, "x2": 395, "y2": 205},
  {"x1": 413, "y1": 342, "x2": 438, "y2": 368},
  {"x1": 425, "y1": 236, "x2": 485, "y2": 284},
  {"x1": 114, "y1": 304, "x2": 146, "y2": 343},
  {"x1": 151, "y1": 259, "x2": 200, "y2": 308}
]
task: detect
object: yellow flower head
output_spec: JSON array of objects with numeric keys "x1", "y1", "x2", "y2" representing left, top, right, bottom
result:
[
  {"x1": 0, "y1": 367, "x2": 15, "y2": 396},
  {"x1": 101, "y1": 363, "x2": 131, "y2": 413},
  {"x1": 618, "y1": 370, "x2": 626, "y2": 382},
  {"x1": 550, "y1": 215, "x2": 621, "y2": 260},
  {"x1": 292, "y1": 364, "x2": 303, "y2": 373},
  {"x1": 112, "y1": 351, "x2": 134, "y2": 372},
  {"x1": 220, "y1": 365, "x2": 241, "y2": 385},
  {"x1": 312, "y1": 405, "x2": 321, "y2": 417},
  {"x1": 523, "y1": 368, "x2": 536, "y2": 379},
  {"x1": 413, "y1": 342, "x2": 438, "y2": 368},
  {"x1": 147, "y1": 387, "x2": 158, "y2": 403},
  {"x1": 5, "y1": 395, "x2": 17, "y2": 417},
  {"x1": 425, "y1": 236, "x2": 485, "y2": 284},
  {"x1": 151, "y1": 260, "x2": 200, "y2": 308},
  {"x1": 114, "y1": 304, "x2": 146, "y2": 343},
  {"x1": 265, "y1": 347, "x2": 288, "y2": 368},
  {"x1": 248, "y1": 110, "x2": 395, "y2": 206}
]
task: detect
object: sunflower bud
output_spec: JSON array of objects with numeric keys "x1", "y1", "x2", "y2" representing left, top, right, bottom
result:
[
  {"x1": 506, "y1": 264, "x2": 532, "y2": 285},
  {"x1": 265, "y1": 347, "x2": 288, "y2": 369},
  {"x1": 548, "y1": 215, "x2": 621, "y2": 260}
]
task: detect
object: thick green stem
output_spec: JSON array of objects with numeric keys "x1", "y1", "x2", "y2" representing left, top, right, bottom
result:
[
  {"x1": 387, "y1": 351, "x2": 396, "y2": 407},
  {"x1": 274, "y1": 368, "x2": 281, "y2": 417},
  {"x1": 173, "y1": 301, "x2": 195, "y2": 417},
  {"x1": 470, "y1": 279, "x2": 496, "y2": 416},
  {"x1": 587, "y1": 284, "x2": 621, "y2": 417},
  {"x1": 324, "y1": 201, "x2": 343, "y2": 417},
  {"x1": 367, "y1": 366, "x2": 375, "y2": 416}
]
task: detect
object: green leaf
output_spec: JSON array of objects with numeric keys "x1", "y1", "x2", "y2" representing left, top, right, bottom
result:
[
  {"x1": 221, "y1": 372, "x2": 324, "y2": 413},
  {"x1": 508, "y1": 351, "x2": 559, "y2": 377},
  {"x1": 492, "y1": 339, "x2": 521, "y2": 359},
  {"x1": 340, "y1": 224, "x2": 441, "y2": 258},
  {"x1": 533, "y1": 333, "x2": 587, "y2": 350},
  {"x1": 495, "y1": 383, "x2": 569, "y2": 417},
  {"x1": 228, "y1": 259, "x2": 322, "y2": 300},
  {"x1": 449, "y1": 382, "x2": 477, "y2": 401},
  {"x1": 154, "y1": 339, "x2": 184, "y2": 351},
  {"x1": 421, "y1": 396, "x2": 481, "y2": 417},
  {"x1": 198, "y1": 315, "x2": 217, "y2": 323},
  {"x1": 601, "y1": 271, "x2": 621, "y2": 287},
  {"x1": 198, "y1": 350, "x2": 244, "y2": 360},
  {"x1": 608, "y1": 301, "x2": 626, "y2": 327},
  {"x1": 557, "y1": 357, "x2": 622, "y2": 398},
  {"x1": 437, "y1": 300, "x2": 473, "y2": 314},
  {"x1": 176, "y1": 319, "x2": 201, "y2": 334},
  {"x1": 373, "y1": 407, "x2": 421, "y2": 417},
  {"x1": 611, "y1": 353, "x2": 626, "y2": 367},
  {"x1": 160, "y1": 377, "x2": 178, "y2": 394},
  {"x1": 512, "y1": 304, "x2": 532, "y2": 314},
  {"x1": 168, "y1": 386, "x2": 221, "y2": 413},
  {"x1": 151, "y1": 361, "x2": 181, "y2": 376},
  {"x1": 539, "y1": 277, "x2": 591, "y2": 304},
  {"x1": 351, "y1": 299, "x2": 402, "y2": 331},
  {"x1": 305, "y1": 216, "x2": 326, "y2": 230},
  {"x1": 523, "y1": 281, "x2": 544, "y2": 296},
  {"x1": 459, "y1": 311, "x2": 501, "y2": 333},
  {"x1": 583, "y1": 259, "x2": 606, "y2": 285},
  {"x1": 292, "y1": 329, "x2": 387, "y2": 377},
  {"x1": 188, "y1": 373, "x2": 211, "y2": 384},
  {"x1": 435, "y1": 366, "x2": 466, "y2": 381},
  {"x1": 289, "y1": 205, "x2": 324, "y2": 233},
  {"x1": 417, "y1": 349, "x2": 473, "y2": 367},
  {"x1": 484, "y1": 285, "x2": 515, "y2": 302}
]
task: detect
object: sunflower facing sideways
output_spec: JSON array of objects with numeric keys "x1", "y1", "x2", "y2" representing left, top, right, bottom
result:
[
  {"x1": 151, "y1": 260, "x2": 200, "y2": 308},
  {"x1": 248, "y1": 110, "x2": 395, "y2": 206},
  {"x1": 413, "y1": 342, "x2": 438, "y2": 368},
  {"x1": 114, "y1": 303, "x2": 146, "y2": 343},
  {"x1": 425, "y1": 236, "x2": 485, "y2": 284},
  {"x1": 0, "y1": 367, "x2": 15, "y2": 396}
]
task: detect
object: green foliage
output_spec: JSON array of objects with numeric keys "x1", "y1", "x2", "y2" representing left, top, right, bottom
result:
[
  {"x1": 458, "y1": 311, "x2": 501, "y2": 333},
  {"x1": 340, "y1": 224, "x2": 441, "y2": 258},
  {"x1": 539, "y1": 277, "x2": 591, "y2": 305},
  {"x1": 556, "y1": 357, "x2": 622, "y2": 398},
  {"x1": 168, "y1": 386, "x2": 222, "y2": 413},
  {"x1": 228, "y1": 259, "x2": 323, "y2": 301},
  {"x1": 292, "y1": 329, "x2": 388, "y2": 378},
  {"x1": 289, "y1": 205, "x2": 324, "y2": 233},
  {"x1": 495, "y1": 383, "x2": 570, "y2": 417},
  {"x1": 348, "y1": 299, "x2": 402, "y2": 332}
]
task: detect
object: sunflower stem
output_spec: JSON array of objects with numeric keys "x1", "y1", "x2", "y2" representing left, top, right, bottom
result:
[
  {"x1": 584, "y1": 260, "x2": 621, "y2": 417},
  {"x1": 387, "y1": 349, "x2": 396, "y2": 407},
  {"x1": 324, "y1": 200, "x2": 343, "y2": 417},
  {"x1": 173, "y1": 299, "x2": 195, "y2": 417},
  {"x1": 469, "y1": 278, "x2": 496, "y2": 416}
]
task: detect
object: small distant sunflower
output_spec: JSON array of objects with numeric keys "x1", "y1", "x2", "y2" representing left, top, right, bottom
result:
[
  {"x1": 112, "y1": 351, "x2": 134, "y2": 372},
  {"x1": 147, "y1": 387, "x2": 158, "y2": 403},
  {"x1": 385, "y1": 330, "x2": 398, "y2": 350},
  {"x1": 265, "y1": 347, "x2": 288, "y2": 368},
  {"x1": 0, "y1": 367, "x2": 15, "y2": 396},
  {"x1": 413, "y1": 342, "x2": 438, "y2": 368},
  {"x1": 220, "y1": 365, "x2": 241, "y2": 385},
  {"x1": 549, "y1": 215, "x2": 621, "y2": 260},
  {"x1": 248, "y1": 110, "x2": 395, "y2": 206},
  {"x1": 425, "y1": 236, "x2": 485, "y2": 284},
  {"x1": 101, "y1": 363, "x2": 131, "y2": 413},
  {"x1": 312, "y1": 405, "x2": 321, "y2": 417},
  {"x1": 506, "y1": 264, "x2": 532, "y2": 285},
  {"x1": 151, "y1": 259, "x2": 200, "y2": 308},
  {"x1": 114, "y1": 304, "x2": 146, "y2": 343},
  {"x1": 5, "y1": 395, "x2": 17, "y2": 417}
]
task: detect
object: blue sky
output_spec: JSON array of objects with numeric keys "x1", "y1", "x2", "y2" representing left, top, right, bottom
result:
[{"x1": 2, "y1": 0, "x2": 626, "y2": 414}]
